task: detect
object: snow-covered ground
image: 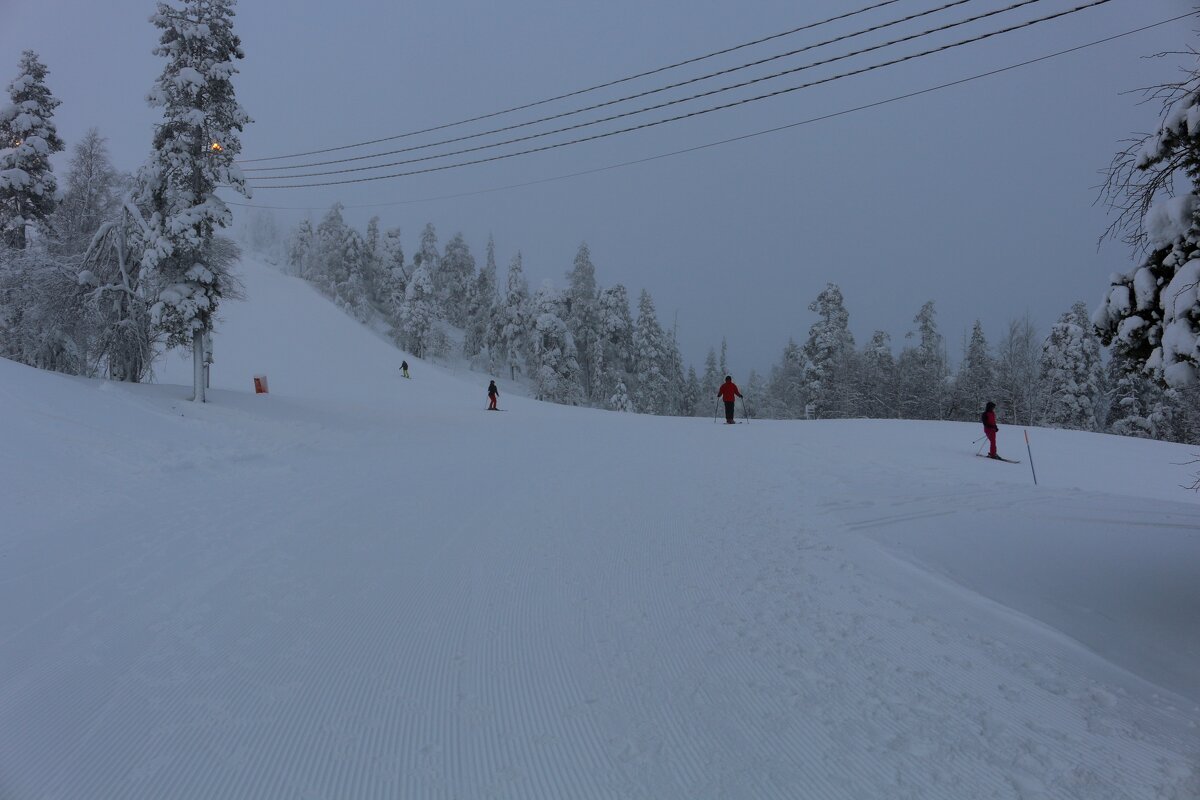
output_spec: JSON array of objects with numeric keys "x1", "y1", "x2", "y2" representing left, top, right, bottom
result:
[{"x1": 2, "y1": 257, "x2": 1198, "y2": 799}]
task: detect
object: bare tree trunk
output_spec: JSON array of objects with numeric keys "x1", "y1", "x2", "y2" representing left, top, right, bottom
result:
[{"x1": 192, "y1": 329, "x2": 205, "y2": 403}]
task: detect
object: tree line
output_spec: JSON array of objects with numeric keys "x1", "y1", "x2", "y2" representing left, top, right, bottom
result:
[
  {"x1": 1, "y1": 0, "x2": 249, "y2": 401},
  {"x1": 2, "y1": 5, "x2": 1198, "y2": 449}
]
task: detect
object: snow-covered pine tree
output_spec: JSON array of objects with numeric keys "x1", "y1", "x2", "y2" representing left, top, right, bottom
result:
[
  {"x1": 495, "y1": 251, "x2": 530, "y2": 380},
  {"x1": 381, "y1": 225, "x2": 407, "y2": 326},
  {"x1": 414, "y1": 222, "x2": 441, "y2": 301},
  {"x1": 632, "y1": 289, "x2": 674, "y2": 415},
  {"x1": 439, "y1": 232, "x2": 475, "y2": 326},
  {"x1": 52, "y1": 128, "x2": 123, "y2": 257},
  {"x1": 464, "y1": 234, "x2": 498, "y2": 363},
  {"x1": 529, "y1": 282, "x2": 582, "y2": 404},
  {"x1": 744, "y1": 369, "x2": 765, "y2": 419},
  {"x1": 719, "y1": 337, "x2": 728, "y2": 378},
  {"x1": 565, "y1": 242, "x2": 601, "y2": 401},
  {"x1": 596, "y1": 283, "x2": 635, "y2": 405},
  {"x1": 683, "y1": 365, "x2": 701, "y2": 417},
  {"x1": 699, "y1": 347, "x2": 721, "y2": 417},
  {"x1": 306, "y1": 204, "x2": 348, "y2": 294},
  {"x1": 135, "y1": 0, "x2": 251, "y2": 402},
  {"x1": 360, "y1": 216, "x2": 390, "y2": 310},
  {"x1": 286, "y1": 218, "x2": 313, "y2": 276},
  {"x1": 1, "y1": 50, "x2": 64, "y2": 250},
  {"x1": 1106, "y1": 349, "x2": 1177, "y2": 439},
  {"x1": 860, "y1": 330, "x2": 896, "y2": 419},
  {"x1": 802, "y1": 283, "x2": 856, "y2": 418},
  {"x1": 763, "y1": 338, "x2": 806, "y2": 418},
  {"x1": 398, "y1": 258, "x2": 435, "y2": 358},
  {"x1": 609, "y1": 379, "x2": 634, "y2": 412},
  {"x1": 897, "y1": 301, "x2": 948, "y2": 420},
  {"x1": 1097, "y1": 53, "x2": 1200, "y2": 391},
  {"x1": 662, "y1": 324, "x2": 688, "y2": 416},
  {"x1": 1039, "y1": 302, "x2": 1103, "y2": 430},
  {"x1": 949, "y1": 321, "x2": 995, "y2": 420}
]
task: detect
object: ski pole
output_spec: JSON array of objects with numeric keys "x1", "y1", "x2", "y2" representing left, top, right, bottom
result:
[
  {"x1": 1024, "y1": 429, "x2": 1038, "y2": 486},
  {"x1": 739, "y1": 395, "x2": 750, "y2": 424},
  {"x1": 713, "y1": 398, "x2": 719, "y2": 424}
]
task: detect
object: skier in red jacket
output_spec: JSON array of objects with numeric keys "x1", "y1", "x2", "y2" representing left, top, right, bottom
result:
[
  {"x1": 982, "y1": 401, "x2": 999, "y2": 459},
  {"x1": 717, "y1": 376, "x2": 743, "y2": 424}
]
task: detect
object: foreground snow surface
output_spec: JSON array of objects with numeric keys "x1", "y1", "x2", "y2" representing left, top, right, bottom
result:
[{"x1": 2, "y1": 259, "x2": 1198, "y2": 799}]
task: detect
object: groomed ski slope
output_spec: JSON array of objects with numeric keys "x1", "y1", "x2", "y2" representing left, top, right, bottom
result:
[{"x1": 2, "y1": 257, "x2": 1198, "y2": 799}]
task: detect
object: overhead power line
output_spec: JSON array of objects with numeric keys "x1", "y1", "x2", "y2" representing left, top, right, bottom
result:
[
  {"x1": 245, "y1": 0, "x2": 985, "y2": 174},
  {"x1": 227, "y1": 13, "x2": 1195, "y2": 211},
  {"x1": 248, "y1": 0, "x2": 1114, "y2": 189},
  {"x1": 239, "y1": 0, "x2": 903, "y2": 165},
  {"x1": 251, "y1": 0, "x2": 1048, "y2": 182}
]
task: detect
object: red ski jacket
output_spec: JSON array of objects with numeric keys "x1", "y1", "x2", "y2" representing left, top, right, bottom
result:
[
  {"x1": 983, "y1": 410, "x2": 997, "y2": 431},
  {"x1": 718, "y1": 381, "x2": 742, "y2": 402}
]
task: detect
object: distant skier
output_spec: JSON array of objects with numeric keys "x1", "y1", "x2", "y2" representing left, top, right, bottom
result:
[
  {"x1": 982, "y1": 401, "x2": 1000, "y2": 459},
  {"x1": 487, "y1": 380, "x2": 499, "y2": 410},
  {"x1": 401, "y1": 360, "x2": 410, "y2": 379},
  {"x1": 717, "y1": 375, "x2": 742, "y2": 424}
]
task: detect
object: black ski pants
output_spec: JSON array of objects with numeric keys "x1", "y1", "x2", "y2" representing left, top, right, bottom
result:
[{"x1": 724, "y1": 400, "x2": 736, "y2": 423}]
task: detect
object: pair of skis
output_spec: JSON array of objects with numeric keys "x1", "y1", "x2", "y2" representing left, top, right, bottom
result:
[{"x1": 976, "y1": 453, "x2": 1020, "y2": 464}]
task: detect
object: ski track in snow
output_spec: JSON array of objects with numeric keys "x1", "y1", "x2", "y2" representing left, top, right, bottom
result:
[{"x1": 2, "y1": 257, "x2": 1198, "y2": 799}]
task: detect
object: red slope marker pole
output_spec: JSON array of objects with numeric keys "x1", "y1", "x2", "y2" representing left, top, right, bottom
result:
[{"x1": 1024, "y1": 429, "x2": 1038, "y2": 486}]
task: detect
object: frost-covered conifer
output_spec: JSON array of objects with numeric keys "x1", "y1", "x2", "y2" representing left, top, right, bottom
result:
[
  {"x1": 1097, "y1": 57, "x2": 1200, "y2": 390},
  {"x1": 802, "y1": 283, "x2": 856, "y2": 418},
  {"x1": 495, "y1": 251, "x2": 530, "y2": 380},
  {"x1": 609, "y1": 380, "x2": 634, "y2": 412},
  {"x1": 380, "y1": 226, "x2": 407, "y2": 324},
  {"x1": 1106, "y1": 350, "x2": 1177, "y2": 439},
  {"x1": 682, "y1": 365, "x2": 701, "y2": 417},
  {"x1": 860, "y1": 331, "x2": 896, "y2": 419},
  {"x1": 764, "y1": 339, "x2": 806, "y2": 418},
  {"x1": 439, "y1": 232, "x2": 475, "y2": 325},
  {"x1": 699, "y1": 347, "x2": 721, "y2": 416},
  {"x1": 744, "y1": 369, "x2": 765, "y2": 419},
  {"x1": 0, "y1": 50, "x2": 64, "y2": 250},
  {"x1": 134, "y1": 0, "x2": 251, "y2": 401},
  {"x1": 307, "y1": 204, "x2": 349, "y2": 293},
  {"x1": 632, "y1": 289, "x2": 673, "y2": 414},
  {"x1": 566, "y1": 243, "x2": 601, "y2": 400},
  {"x1": 287, "y1": 219, "x2": 313, "y2": 275},
  {"x1": 596, "y1": 284, "x2": 634, "y2": 403},
  {"x1": 897, "y1": 301, "x2": 948, "y2": 420},
  {"x1": 360, "y1": 216, "x2": 390, "y2": 309},
  {"x1": 464, "y1": 235, "x2": 498, "y2": 362},
  {"x1": 950, "y1": 321, "x2": 995, "y2": 420},
  {"x1": 1040, "y1": 302, "x2": 1103, "y2": 430},
  {"x1": 398, "y1": 259, "x2": 435, "y2": 357},
  {"x1": 530, "y1": 282, "x2": 582, "y2": 404}
]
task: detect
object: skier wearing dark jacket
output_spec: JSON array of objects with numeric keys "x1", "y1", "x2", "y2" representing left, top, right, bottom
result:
[
  {"x1": 982, "y1": 401, "x2": 999, "y2": 458},
  {"x1": 717, "y1": 376, "x2": 742, "y2": 424},
  {"x1": 487, "y1": 380, "x2": 499, "y2": 410}
]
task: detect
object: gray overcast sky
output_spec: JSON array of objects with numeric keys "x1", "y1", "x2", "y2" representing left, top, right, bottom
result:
[{"x1": 2, "y1": 0, "x2": 1197, "y2": 374}]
